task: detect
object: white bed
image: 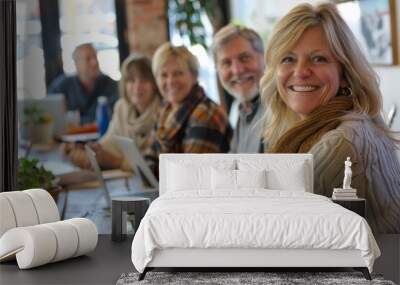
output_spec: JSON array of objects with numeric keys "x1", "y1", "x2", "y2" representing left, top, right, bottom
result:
[{"x1": 131, "y1": 154, "x2": 380, "y2": 280}]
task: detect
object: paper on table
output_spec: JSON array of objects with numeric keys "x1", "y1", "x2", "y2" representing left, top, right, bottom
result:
[{"x1": 60, "y1": 133, "x2": 100, "y2": 143}]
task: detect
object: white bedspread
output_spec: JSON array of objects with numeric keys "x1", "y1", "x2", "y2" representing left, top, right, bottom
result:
[{"x1": 131, "y1": 190, "x2": 380, "y2": 273}]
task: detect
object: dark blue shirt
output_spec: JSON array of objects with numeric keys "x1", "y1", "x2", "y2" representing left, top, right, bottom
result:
[{"x1": 48, "y1": 73, "x2": 118, "y2": 125}]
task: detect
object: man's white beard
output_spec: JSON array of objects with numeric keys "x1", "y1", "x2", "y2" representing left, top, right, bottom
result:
[{"x1": 231, "y1": 86, "x2": 259, "y2": 103}]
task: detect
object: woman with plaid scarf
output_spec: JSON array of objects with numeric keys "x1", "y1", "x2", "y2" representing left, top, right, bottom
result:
[{"x1": 144, "y1": 43, "x2": 232, "y2": 177}]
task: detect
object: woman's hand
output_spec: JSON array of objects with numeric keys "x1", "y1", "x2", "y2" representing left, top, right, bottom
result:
[
  {"x1": 60, "y1": 142, "x2": 75, "y2": 156},
  {"x1": 87, "y1": 142, "x2": 122, "y2": 169},
  {"x1": 59, "y1": 142, "x2": 91, "y2": 169},
  {"x1": 60, "y1": 142, "x2": 122, "y2": 170},
  {"x1": 68, "y1": 147, "x2": 91, "y2": 169}
]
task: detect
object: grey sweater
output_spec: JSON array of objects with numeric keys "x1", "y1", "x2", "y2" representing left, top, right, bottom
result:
[
  {"x1": 309, "y1": 118, "x2": 400, "y2": 234},
  {"x1": 230, "y1": 97, "x2": 264, "y2": 153}
]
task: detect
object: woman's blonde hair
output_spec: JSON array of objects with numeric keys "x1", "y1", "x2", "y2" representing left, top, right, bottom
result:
[
  {"x1": 152, "y1": 42, "x2": 199, "y2": 78},
  {"x1": 119, "y1": 54, "x2": 160, "y2": 105},
  {"x1": 260, "y1": 2, "x2": 385, "y2": 146}
]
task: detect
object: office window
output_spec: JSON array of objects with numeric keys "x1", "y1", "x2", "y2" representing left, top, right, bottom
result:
[
  {"x1": 59, "y1": 0, "x2": 120, "y2": 80},
  {"x1": 168, "y1": 1, "x2": 219, "y2": 103},
  {"x1": 16, "y1": 0, "x2": 46, "y2": 99}
]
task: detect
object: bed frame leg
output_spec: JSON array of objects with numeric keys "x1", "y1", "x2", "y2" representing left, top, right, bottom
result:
[
  {"x1": 354, "y1": 267, "x2": 371, "y2": 280},
  {"x1": 138, "y1": 268, "x2": 148, "y2": 281}
]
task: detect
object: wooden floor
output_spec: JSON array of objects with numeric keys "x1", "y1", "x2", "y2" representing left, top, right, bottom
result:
[
  {"x1": 0, "y1": 235, "x2": 133, "y2": 285},
  {"x1": 374, "y1": 234, "x2": 400, "y2": 284}
]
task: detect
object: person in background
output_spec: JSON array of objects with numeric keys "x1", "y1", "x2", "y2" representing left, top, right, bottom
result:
[
  {"x1": 48, "y1": 43, "x2": 118, "y2": 125},
  {"x1": 261, "y1": 2, "x2": 400, "y2": 233},
  {"x1": 63, "y1": 54, "x2": 160, "y2": 170},
  {"x1": 213, "y1": 24, "x2": 265, "y2": 153},
  {"x1": 145, "y1": 42, "x2": 232, "y2": 176}
]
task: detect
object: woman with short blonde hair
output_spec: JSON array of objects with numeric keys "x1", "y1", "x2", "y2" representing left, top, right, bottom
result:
[
  {"x1": 261, "y1": 3, "x2": 400, "y2": 233},
  {"x1": 144, "y1": 42, "x2": 232, "y2": 176},
  {"x1": 152, "y1": 43, "x2": 199, "y2": 78}
]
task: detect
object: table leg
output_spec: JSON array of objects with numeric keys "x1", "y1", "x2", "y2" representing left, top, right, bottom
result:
[
  {"x1": 112, "y1": 201, "x2": 124, "y2": 241},
  {"x1": 124, "y1": 178, "x2": 130, "y2": 191},
  {"x1": 60, "y1": 189, "x2": 69, "y2": 220}
]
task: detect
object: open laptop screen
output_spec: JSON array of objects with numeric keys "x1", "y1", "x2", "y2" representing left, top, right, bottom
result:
[{"x1": 18, "y1": 94, "x2": 67, "y2": 137}]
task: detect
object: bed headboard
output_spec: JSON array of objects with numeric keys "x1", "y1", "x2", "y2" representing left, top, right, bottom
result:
[{"x1": 159, "y1": 153, "x2": 313, "y2": 195}]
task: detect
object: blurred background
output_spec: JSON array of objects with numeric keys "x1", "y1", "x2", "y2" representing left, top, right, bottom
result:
[{"x1": 16, "y1": 0, "x2": 400, "y2": 132}]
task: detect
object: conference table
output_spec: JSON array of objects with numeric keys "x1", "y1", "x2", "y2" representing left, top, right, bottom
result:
[{"x1": 22, "y1": 142, "x2": 157, "y2": 220}]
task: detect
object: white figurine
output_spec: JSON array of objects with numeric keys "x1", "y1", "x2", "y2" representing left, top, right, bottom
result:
[{"x1": 342, "y1": 157, "x2": 352, "y2": 189}]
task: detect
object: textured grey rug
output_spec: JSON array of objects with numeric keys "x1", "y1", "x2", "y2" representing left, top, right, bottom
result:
[{"x1": 116, "y1": 271, "x2": 396, "y2": 285}]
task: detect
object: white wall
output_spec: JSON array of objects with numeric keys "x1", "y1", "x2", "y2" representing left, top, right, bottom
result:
[
  {"x1": 375, "y1": 0, "x2": 400, "y2": 131},
  {"x1": 376, "y1": 67, "x2": 400, "y2": 131},
  {"x1": 16, "y1": 0, "x2": 46, "y2": 99}
]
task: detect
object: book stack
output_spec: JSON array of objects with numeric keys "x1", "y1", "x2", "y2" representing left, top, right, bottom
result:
[{"x1": 332, "y1": 188, "x2": 358, "y2": 200}]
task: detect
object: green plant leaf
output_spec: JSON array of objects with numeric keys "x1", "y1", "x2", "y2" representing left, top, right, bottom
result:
[
  {"x1": 17, "y1": 158, "x2": 57, "y2": 191},
  {"x1": 169, "y1": 0, "x2": 210, "y2": 50}
]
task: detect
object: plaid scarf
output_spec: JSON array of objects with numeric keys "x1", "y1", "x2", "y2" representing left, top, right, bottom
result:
[
  {"x1": 144, "y1": 84, "x2": 232, "y2": 177},
  {"x1": 269, "y1": 96, "x2": 354, "y2": 153},
  {"x1": 156, "y1": 84, "x2": 206, "y2": 153}
]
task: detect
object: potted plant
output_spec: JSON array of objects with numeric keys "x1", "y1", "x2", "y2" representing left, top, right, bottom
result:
[
  {"x1": 21, "y1": 104, "x2": 54, "y2": 145},
  {"x1": 17, "y1": 158, "x2": 61, "y2": 202}
]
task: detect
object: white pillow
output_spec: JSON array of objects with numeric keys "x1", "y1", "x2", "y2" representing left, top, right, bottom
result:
[
  {"x1": 237, "y1": 169, "x2": 267, "y2": 189},
  {"x1": 266, "y1": 162, "x2": 306, "y2": 191},
  {"x1": 167, "y1": 162, "x2": 211, "y2": 191},
  {"x1": 165, "y1": 159, "x2": 236, "y2": 192},
  {"x1": 211, "y1": 168, "x2": 236, "y2": 190},
  {"x1": 238, "y1": 159, "x2": 307, "y2": 191},
  {"x1": 211, "y1": 169, "x2": 267, "y2": 190}
]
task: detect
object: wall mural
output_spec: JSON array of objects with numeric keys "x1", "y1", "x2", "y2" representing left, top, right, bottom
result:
[{"x1": 337, "y1": 0, "x2": 398, "y2": 65}]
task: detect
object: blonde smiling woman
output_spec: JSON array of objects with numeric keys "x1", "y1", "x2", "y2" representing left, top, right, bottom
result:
[
  {"x1": 261, "y1": 3, "x2": 400, "y2": 234},
  {"x1": 144, "y1": 43, "x2": 232, "y2": 177}
]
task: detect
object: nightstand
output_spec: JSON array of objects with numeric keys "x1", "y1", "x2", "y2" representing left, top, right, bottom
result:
[
  {"x1": 111, "y1": 197, "x2": 150, "y2": 242},
  {"x1": 331, "y1": 198, "x2": 366, "y2": 217}
]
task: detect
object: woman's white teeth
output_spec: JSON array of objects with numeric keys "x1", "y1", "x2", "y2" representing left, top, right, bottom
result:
[{"x1": 291, "y1": 85, "x2": 317, "y2": 92}]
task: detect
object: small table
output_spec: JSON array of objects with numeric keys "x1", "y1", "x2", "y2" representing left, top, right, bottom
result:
[
  {"x1": 112, "y1": 197, "x2": 150, "y2": 242},
  {"x1": 331, "y1": 198, "x2": 366, "y2": 217}
]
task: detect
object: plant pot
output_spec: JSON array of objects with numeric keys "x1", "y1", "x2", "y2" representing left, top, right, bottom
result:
[{"x1": 24, "y1": 121, "x2": 54, "y2": 145}]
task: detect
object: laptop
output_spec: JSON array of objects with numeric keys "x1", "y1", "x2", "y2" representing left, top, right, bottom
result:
[
  {"x1": 18, "y1": 94, "x2": 67, "y2": 137},
  {"x1": 113, "y1": 135, "x2": 159, "y2": 189}
]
